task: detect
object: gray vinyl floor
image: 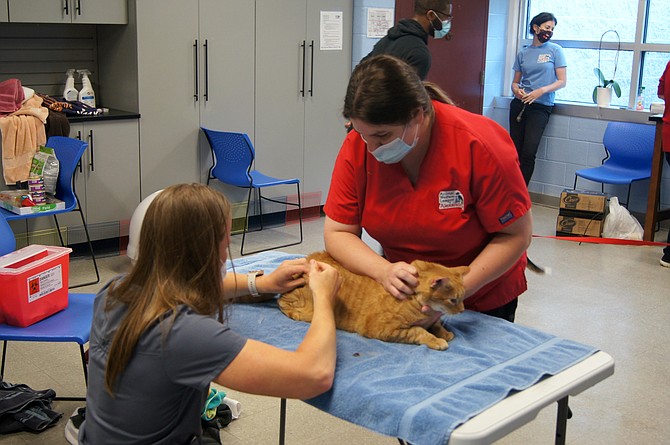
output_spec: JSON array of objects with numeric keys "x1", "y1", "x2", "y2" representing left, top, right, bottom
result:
[{"x1": 2, "y1": 203, "x2": 669, "y2": 444}]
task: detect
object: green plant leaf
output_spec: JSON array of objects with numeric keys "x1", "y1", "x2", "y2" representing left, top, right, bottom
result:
[
  {"x1": 592, "y1": 86, "x2": 598, "y2": 103},
  {"x1": 612, "y1": 81, "x2": 622, "y2": 98},
  {"x1": 594, "y1": 68, "x2": 606, "y2": 86}
]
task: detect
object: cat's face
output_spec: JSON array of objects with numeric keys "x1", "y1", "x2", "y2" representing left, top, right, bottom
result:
[{"x1": 411, "y1": 261, "x2": 469, "y2": 315}]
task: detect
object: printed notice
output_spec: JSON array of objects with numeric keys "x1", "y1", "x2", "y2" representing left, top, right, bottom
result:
[
  {"x1": 27, "y1": 264, "x2": 63, "y2": 302},
  {"x1": 320, "y1": 11, "x2": 343, "y2": 50},
  {"x1": 367, "y1": 8, "x2": 394, "y2": 38}
]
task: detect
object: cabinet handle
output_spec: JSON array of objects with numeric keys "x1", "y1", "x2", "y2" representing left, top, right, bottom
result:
[
  {"x1": 300, "y1": 41, "x2": 306, "y2": 97},
  {"x1": 76, "y1": 0, "x2": 81, "y2": 15},
  {"x1": 88, "y1": 130, "x2": 95, "y2": 172},
  {"x1": 309, "y1": 40, "x2": 314, "y2": 97},
  {"x1": 63, "y1": 0, "x2": 69, "y2": 16},
  {"x1": 76, "y1": 130, "x2": 83, "y2": 173},
  {"x1": 204, "y1": 39, "x2": 209, "y2": 102},
  {"x1": 193, "y1": 40, "x2": 199, "y2": 102}
]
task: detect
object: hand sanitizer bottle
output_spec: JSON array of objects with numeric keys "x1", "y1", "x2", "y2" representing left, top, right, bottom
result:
[
  {"x1": 63, "y1": 69, "x2": 79, "y2": 101},
  {"x1": 77, "y1": 69, "x2": 96, "y2": 108}
]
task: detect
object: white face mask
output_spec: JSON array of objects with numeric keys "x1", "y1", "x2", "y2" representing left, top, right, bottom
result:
[{"x1": 368, "y1": 122, "x2": 420, "y2": 164}]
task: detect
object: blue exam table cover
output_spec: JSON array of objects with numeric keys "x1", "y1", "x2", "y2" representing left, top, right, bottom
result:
[{"x1": 226, "y1": 251, "x2": 597, "y2": 445}]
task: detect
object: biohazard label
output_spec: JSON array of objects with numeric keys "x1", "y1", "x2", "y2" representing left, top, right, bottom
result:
[{"x1": 27, "y1": 264, "x2": 63, "y2": 303}]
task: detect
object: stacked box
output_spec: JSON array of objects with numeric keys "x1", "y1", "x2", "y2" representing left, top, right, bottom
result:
[{"x1": 556, "y1": 189, "x2": 608, "y2": 237}]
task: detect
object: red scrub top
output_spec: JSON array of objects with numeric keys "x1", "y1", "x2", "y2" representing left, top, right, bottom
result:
[
  {"x1": 659, "y1": 60, "x2": 670, "y2": 152},
  {"x1": 324, "y1": 101, "x2": 532, "y2": 311}
]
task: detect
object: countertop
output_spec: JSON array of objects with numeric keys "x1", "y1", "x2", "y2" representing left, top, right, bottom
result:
[{"x1": 67, "y1": 108, "x2": 140, "y2": 123}]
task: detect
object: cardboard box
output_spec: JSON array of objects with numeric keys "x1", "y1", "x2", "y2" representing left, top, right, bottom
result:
[
  {"x1": 559, "y1": 189, "x2": 608, "y2": 214},
  {"x1": 0, "y1": 245, "x2": 72, "y2": 327},
  {"x1": 556, "y1": 215, "x2": 604, "y2": 237}
]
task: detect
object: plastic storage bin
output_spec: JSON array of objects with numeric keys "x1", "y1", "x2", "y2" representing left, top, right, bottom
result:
[{"x1": 0, "y1": 245, "x2": 72, "y2": 327}]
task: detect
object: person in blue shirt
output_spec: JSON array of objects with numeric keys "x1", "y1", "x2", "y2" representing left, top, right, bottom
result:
[{"x1": 509, "y1": 12, "x2": 567, "y2": 185}]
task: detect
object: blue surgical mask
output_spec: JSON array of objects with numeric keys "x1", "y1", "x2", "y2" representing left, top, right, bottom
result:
[
  {"x1": 432, "y1": 20, "x2": 452, "y2": 39},
  {"x1": 368, "y1": 122, "x2": 420, "y2": 164}
]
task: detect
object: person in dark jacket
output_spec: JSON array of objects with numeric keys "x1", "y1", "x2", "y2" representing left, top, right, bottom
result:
[{"x1": 361, "y1": 0, "x2": 452, "y2": 80}]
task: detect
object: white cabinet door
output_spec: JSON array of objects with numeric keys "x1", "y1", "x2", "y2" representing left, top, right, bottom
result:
[
  {"x1": 303, "y1": 1, "x2": 352, "y2": 204},
  {"x1": 254, "y1": 0, "x2": 306, "y2": 187},
  {"x1": 1, "y1": 2, "x2": 8, "y2": 22},
  {"x1": 136, "y1": 0, "x2": 200, "y2": 198},
  {"x1": 73, "y1": 0, "x2": 127, "y2": 24},
  {"x1": 78, "y1": 120, "x2": 140, "y2": 224},
  {"x1": 197, "y1": 0, "x2": 255, "y2": 184},
  {"x1": 8, "y1": 0, "x2": 127, "y2": 23},
  {"x1": 8, "y1": 0, "x2": 70, "y2": 23}
]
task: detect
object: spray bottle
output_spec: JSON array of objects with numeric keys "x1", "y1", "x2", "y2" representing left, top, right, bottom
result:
[
  {"x1": 63, "y1": 69, "x2": 79, "y2": 101},
  {"x1": 77, "y1": 69, "x2": 96, "y2": 107}
]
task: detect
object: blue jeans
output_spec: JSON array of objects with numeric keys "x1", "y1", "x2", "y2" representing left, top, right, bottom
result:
[{"x1": 509, "y1": 98, "x2": 553, "y2": 185}]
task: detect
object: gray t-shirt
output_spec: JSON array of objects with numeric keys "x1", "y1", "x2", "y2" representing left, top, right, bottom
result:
[{"x1": 80, "y1": 279, "x2": 247, "y2": 444}]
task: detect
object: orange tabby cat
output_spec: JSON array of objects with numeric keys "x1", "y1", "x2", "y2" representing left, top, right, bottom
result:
[{"x1": 278, "y1": 251, "x2": 469, "y2": 350}]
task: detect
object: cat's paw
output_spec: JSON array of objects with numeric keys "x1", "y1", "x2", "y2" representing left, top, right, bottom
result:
[{"x1": 426, "y1": 338, "x2": 449, "y2": 351}]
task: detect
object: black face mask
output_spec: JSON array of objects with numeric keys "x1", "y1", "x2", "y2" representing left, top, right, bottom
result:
[{"x1": 537, "y1": 30, "x2": 552, "y2": 43}]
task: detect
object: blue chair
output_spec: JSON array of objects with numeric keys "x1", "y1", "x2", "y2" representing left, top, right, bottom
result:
[
  {"x1": 201, "y1": 128, "x2": 303, "y2": 255},
  {"x1": 0, "y1": 136, "x2": 99, "y2": 288},
  {"x1": 0, "y1": 293, "x2": 94, "y2": 401},
  {"x1": 573, "y1": 122, "x2": 656, "y2": 207},
  {"x1": 0, "y1": 215, "x2": 15, "y2": 255}
]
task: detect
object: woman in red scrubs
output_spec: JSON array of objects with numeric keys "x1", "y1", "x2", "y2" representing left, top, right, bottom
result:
[{"x1": 323, "y1": 55, "x2": 533, "y2": 322}]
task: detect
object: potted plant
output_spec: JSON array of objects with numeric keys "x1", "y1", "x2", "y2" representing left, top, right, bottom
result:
[{"x1": 592, "y1": 30, "x2": 622, "y2": 107}]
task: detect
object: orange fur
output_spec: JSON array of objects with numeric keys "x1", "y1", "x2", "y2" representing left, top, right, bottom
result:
[{"x1": 278, "y1": 251, "x2": 469, "y2": 350}]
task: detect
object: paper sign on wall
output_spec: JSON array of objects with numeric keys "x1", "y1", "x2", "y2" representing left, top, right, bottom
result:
[
  {"x1": 367, "y1": 8, "x2": 394, "y2": 38},
  {"x1": 320, "y1": 11, "x2": 343, "y2": 50}
]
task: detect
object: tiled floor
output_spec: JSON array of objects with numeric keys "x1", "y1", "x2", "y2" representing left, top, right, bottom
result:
[{"x1": 2, "y1": 204, "x2": 669, "y2": 444}]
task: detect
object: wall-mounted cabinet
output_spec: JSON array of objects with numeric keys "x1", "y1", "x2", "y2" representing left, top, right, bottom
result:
[
  {"x1": 1, "y1": 2, "x2": 8, "y2": 22},
  {"x1": 8, "y1": 0, "x2": 127, "y2": 24}
]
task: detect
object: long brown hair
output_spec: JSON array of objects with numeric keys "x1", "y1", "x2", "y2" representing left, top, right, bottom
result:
[
  {"x1": 343, "y1": 55, "x2": 453, "y2": 126},
  {"x1": 104, "y1": 183, "x2": 231, "y2": 394}
]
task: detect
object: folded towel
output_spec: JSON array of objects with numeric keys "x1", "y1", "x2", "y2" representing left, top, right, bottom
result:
[
  {"x1": 0, "y1": 79, "x2": 24, "y2": 116},
  {"x1": 226, "y1": 251, "x2": 598, "y2": 445},
  {"x1": 0, "y1": 95, "x2": 48, "y2": 184}
]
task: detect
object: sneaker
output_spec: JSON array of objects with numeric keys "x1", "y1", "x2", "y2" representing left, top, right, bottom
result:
[
  {"x1": 64, "y1": 407, "x2": 86, "y2": 445},
  {"x1": 661, "y1": 253, "x2": 670, "y2": 268}
]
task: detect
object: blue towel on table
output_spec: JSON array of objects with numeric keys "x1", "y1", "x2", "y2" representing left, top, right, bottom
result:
[{"x1": 226, "y1": 252, "x2": 598, "y2": 445}]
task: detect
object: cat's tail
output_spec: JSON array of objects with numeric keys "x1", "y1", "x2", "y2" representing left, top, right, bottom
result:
[{"x1": 526, "y1": 257, "x2": 551, "y2": 275}]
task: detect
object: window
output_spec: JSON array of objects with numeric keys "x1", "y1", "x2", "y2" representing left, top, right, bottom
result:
[{"x1": 519, "y1": 0, "x2": 670, "y2": 107}]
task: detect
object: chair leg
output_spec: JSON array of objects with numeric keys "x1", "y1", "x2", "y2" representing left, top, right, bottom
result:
[
  {"x1": 573, "y1": 176, "x2": 578, "y2": 190},
  {"x1": 240, "y1": 187, "x2": 255, "y2": 256},
  {"x1": 80, "y1": 344, "x2": 88, "y2": 386},
  {"x1": 240, "y1": 184, "x2": 304, "y2": 256},
  {"x1": 1, "y1": 340, "x2": 7, "y2": 378},
  {"x1": 54, "y1": 204, "x2": 100, "y2": 288}
]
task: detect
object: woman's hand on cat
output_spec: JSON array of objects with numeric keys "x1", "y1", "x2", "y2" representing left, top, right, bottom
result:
[
  {"x1": 307, "y1": 260, "x2": 341, "y2": 303},
  {"x1": 379, "y1": 262, "x2": 419, "y2": 300},
  {"x1": 258, "y1": 258, "x2": 310, "y2": 294}
]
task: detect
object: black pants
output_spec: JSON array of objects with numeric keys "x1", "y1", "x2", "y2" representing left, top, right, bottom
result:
[
  {"x1": 481, "y1": 298, "x2": 518, "y2": 323},
  {"x1": 509, "y1": 98, "x2": 553, "y2": 185},
  {"x1": 665, "y1": 153, "x2": 670, "y2": 257}
]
